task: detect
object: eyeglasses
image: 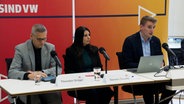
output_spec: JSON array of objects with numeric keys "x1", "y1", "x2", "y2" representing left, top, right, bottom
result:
[{"x1": 36, "y1": 38, "x2": 47, "y2": 41}]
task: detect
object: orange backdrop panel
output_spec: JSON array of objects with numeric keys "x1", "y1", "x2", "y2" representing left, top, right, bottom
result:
[{"x1": 75, "y1": 0, "x2": 169, "y2": 100}]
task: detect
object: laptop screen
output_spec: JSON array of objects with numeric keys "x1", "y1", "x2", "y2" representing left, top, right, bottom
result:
[{"x1": 137, "y1": 55, "x2": 163, "y2": 73}]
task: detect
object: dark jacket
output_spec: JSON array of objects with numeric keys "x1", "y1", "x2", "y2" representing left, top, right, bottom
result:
[
  {"x1": 64, "y1": 44, "x2": 113, "y2": 103},
  {"x1": 64, "y1": 44, "x2": 102, "y2": 73},
  {"x1": 122, "y1": 31, "x2": 163, "y2": 68}
]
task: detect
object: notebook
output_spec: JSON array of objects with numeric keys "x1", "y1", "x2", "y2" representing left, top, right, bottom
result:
[{"x1": 127, "y1": 55, "x2": 163, "y2": 73}]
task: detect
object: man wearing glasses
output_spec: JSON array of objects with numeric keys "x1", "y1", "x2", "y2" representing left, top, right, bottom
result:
[{"x1": 8, "y1": 24, "x2": 62, "y2": 104}]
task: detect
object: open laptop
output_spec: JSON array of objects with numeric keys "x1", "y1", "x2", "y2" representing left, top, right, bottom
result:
[{"x1": 128, "y1": 55, "x2": 163, "y2": 73}]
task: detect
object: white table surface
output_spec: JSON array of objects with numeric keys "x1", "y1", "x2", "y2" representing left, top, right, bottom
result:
[
  {"x1": 137, "y1": 71, "x2": 170, "y2": 82},
  {"x1": 0, "y1": 70, "x2": 154, "y2": 96},
  {"x1": 136, "y1": 69, "x2": 184, "y2": 91},
  {"x1": 166, "y1": 85, "x2": 184, "y2": 91}
]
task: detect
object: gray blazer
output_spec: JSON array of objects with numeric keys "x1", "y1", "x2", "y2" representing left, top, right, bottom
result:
[
  {"x1": 9, "y1": 39, "x2": 62, "y2": 79},
  {"x1": 8, "y1": 39, "x2": 62, "y2": 103}
]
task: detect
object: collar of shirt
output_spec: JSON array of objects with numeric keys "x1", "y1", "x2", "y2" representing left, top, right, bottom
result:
[{"x1": 140, "y1": 32, "x2": 151, "y2": 56}]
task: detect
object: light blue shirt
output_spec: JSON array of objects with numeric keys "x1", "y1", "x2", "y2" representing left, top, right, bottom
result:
[{"x1": 140, "y1": 32, "x2": 151, "y2": 56}]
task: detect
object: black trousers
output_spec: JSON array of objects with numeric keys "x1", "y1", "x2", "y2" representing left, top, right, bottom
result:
[
  {"x1": 68, "y1": 87, "x2": 114, "y2": 104},
  {"x1": 122, "y1": 82, "x2": 176, "y2": 104},
  {"x1": 11, "y1": 97, "x2": 25, "y2": 104},
  {"x1": 12, "y1": 92, "x2": 62, "y2": 104}
]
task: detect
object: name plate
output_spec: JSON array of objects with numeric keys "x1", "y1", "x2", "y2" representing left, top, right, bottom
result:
[
  {"x1": 102, "y1": 71, "x2": 136, "y2": 84},
  {"x1": 60, "y1": 79, "x2": 83, "y2": 83},
  {"x1": 55, "y1": 73, "x2": 89, "y2": 86}
]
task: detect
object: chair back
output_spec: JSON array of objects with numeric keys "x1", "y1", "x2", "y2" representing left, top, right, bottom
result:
[
  {"x1": 117, "y1": 52, "x2": 143, "y2": 96},
  {"x1": 62, "y1": 54, "x2": 67, "y2": 73},
  {"x1": 116, "y1": 52, "x2": 125, "y2": 69},
  {"x1": 5, "y1": 58, "x2": 13, "y2": 73},
  {"x1": 168, "y1": 48, "x2": 184, "y2": 65}
]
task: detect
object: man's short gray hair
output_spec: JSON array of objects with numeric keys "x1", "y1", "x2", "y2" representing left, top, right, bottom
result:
[{"x1": 31, "y1": 24, "x2": 47, "y2": 35}]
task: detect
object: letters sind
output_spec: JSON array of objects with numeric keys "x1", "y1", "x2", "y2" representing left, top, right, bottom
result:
[{"x1": 0, "y1": 4, "x2": 38, "y2": 13}]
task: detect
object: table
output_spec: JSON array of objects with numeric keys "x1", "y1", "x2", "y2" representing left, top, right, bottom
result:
[
  {"x1": 165, "y1": 68, "x2": 184, "y2": 101},
  {"x1": 166, "y1": 68, "x2": 184, "y2": 91},
  {"x1": 138, "y1": 69, "x2": 184, "y2": 91},
  {"x1": 137, "y1": 71, "x2": 170, "y2": 83},
  {"x1": 0, "y1": 70, "x2": 154, "y2": 104}
]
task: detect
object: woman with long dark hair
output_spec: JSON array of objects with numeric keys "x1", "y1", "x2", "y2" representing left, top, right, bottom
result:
[{"x1": 64, "y1": 26, "x2": 114, "y2": 104}]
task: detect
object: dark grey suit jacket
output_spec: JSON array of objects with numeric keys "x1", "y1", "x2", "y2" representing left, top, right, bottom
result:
[{"x1": 8, "y1": 39, "x2": 62, "y2": 103}]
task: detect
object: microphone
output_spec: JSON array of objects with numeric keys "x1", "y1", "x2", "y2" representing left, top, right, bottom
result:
[
  {"x1": 50, "y1": 51, "x2": 62, "y2": 67},
  {"x1": 162, "y1": 43, "x2": 176, "y2": 57},
  {"x1": 99, "y1": 47, "x2": 110, "y2": 60}
]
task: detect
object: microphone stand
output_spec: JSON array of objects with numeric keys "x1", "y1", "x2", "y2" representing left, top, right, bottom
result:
[
  {"x1": 56, "y1": 62, "x2": 58, "y2": 77},
  {"x1": 105, "y1": 59, "x2": 108, "y2": 74},
  {"x1": 51, "y1": 62, "x2": 58, "y2": 83}
]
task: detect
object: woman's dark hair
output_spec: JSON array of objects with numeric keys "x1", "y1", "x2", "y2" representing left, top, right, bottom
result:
[
  {"x1": 72, "y1": 26, "x2": 91, "y2": 57},
  {"x1": 73, "y1": 26, "x2": 90, "y2": 47}
]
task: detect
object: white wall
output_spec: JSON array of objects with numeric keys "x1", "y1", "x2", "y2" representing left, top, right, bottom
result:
[{"x1": 168, "y1": 0, "x2": 184, "y2": 37}]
